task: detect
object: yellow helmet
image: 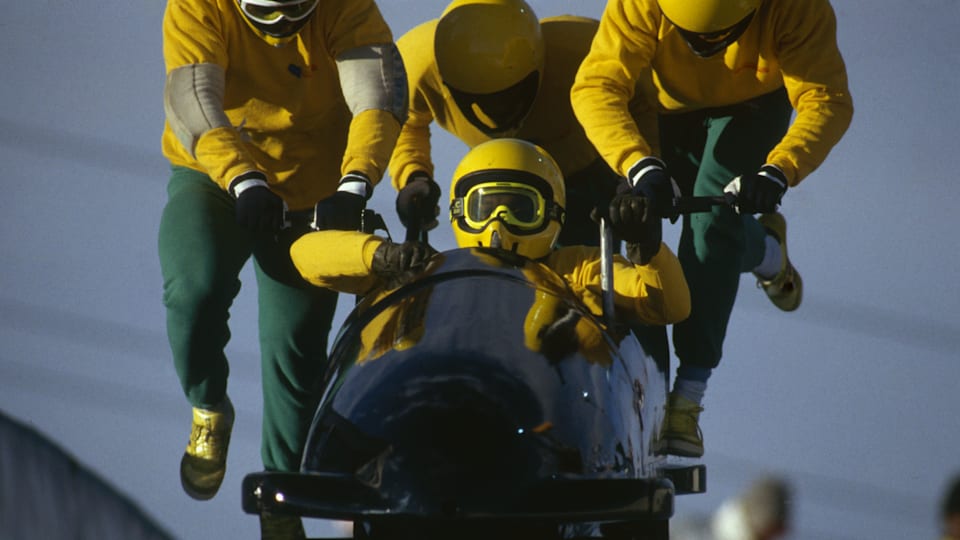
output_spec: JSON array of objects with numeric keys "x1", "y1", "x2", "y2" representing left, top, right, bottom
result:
[
  {"x1": 659, "y1": 0, "x2": 759, "y2": 57},
  {"x1": 450, "y1": 139, "x2": 565, "y2": 260},
  {"x1": 435, "y1": 0, "x2": 544, "y2": 134},
  {"x1": 658, "y1": 0, "x2": 760, "y2": 33}
]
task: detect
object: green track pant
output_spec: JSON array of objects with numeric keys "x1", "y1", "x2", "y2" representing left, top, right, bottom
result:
[
  {"x1": 158, "y1": 166, "x2": 337, "y2": 472},
  {"x1": 661, "y1": 88, "x2": 793, "y2": 371}
]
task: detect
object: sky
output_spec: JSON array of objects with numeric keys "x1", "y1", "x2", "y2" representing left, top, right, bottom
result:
[{"x1": 1, "y1": 0, "x2": 958, "y2": 539}]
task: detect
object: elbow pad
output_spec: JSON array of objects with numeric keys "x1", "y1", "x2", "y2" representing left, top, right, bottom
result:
[
  {"x1": 336, "y1": 43, "x2": 409, "y2": 125},
  {"x1": 163, "y1": 63, "x2": 232, "y2": 157}
]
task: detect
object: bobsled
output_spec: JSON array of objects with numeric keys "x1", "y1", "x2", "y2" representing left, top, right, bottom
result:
[{"x1": 243, "y1": 239, "x2": 705, "y2": 539}]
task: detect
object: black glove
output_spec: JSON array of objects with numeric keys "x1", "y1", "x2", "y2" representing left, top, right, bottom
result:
[
  {"x1": 396, "y1": 172, "x2": 441, "y2": 231},
  {"x1": 230, "y1": 172, "x2": 286, "y2": 234},
  {"x1": 371, "y1": 240, "x2": 436, "y2": 282},
  {"x1": 538, "y1": 309, "x2": 582, "y2": 363},
  {"x1": 608, "y1": 191, "x2": 662, "y2": 265},
  {"x1": 627, "y1": 156, "x2": 679, "y2": 222},
  {"x1": 735, "y1": 164, "x2": 787, "y2": 214},
  {"x1": 312, "y1": 172, "x2": 370, "y2": 231}
]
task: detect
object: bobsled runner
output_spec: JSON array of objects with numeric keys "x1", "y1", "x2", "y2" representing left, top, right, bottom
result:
[{"x1": 243, "y1": 218, "x2": 707, "y2": 540}]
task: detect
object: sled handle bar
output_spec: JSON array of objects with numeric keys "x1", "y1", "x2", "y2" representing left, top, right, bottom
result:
[
  {"x1": 405, "y1": 225, "x2": 428, "y2": 244},
  {"x1": 671, "y1": 193, "x2": 737, "y2": 215},
  {"x1": 599, "y1": 193, "x2": 736, "y2": 324},
  {"x1": 600, "y1": 217, "x2": 617, "y2": 326}
]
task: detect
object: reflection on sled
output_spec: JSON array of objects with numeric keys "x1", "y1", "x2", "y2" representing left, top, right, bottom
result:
[{"x1": 243, "y1": 247, "x2": 704, "y2": 539}]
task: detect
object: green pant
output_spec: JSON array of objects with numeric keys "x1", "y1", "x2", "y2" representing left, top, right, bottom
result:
[
  {"x1": 661, "y1": 88, "x2": 793, "y2": 370},
  {"x1": 158, "y1": 166, "x2": 338, "y2": 472}
]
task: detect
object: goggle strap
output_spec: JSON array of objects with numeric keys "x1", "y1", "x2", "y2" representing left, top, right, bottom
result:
[
  {"x1": 450, "y1": 197, "x2": 465, "y2": 219},
  {"x1": 547, "y1": 202, "x2": 565, "y2": 225}
]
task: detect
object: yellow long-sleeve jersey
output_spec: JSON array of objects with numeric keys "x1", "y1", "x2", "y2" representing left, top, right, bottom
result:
[
  {"x1": 388, "y1": 15, "x2": 658, "y2": 190},
  {"x1": 290, "y1": 230, "x2": 690, "y2": 327},
  {"x1": 161, "y1": 0, "x2": 402, "y2": 210},
  {"x1": 571, "y1": 0, "x2": 853, "y2": 186}
]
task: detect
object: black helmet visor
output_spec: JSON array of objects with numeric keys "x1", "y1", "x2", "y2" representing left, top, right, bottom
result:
[{"x1": 446, "y1": 71, "x2": 539, "y2": 136}]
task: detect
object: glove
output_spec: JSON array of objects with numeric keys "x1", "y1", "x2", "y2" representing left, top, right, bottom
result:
[
  {"x1": 730, "y1": 164, "x2": 787, "y2": 214},
  {"x1": 230, "y1": 172, "x2": 286, "y2": 234},
  {"x1": 371, "y1": 240, "x2": 436, "y2": 281},
  {"x1": 538, "y1": 309, "x2": 582, "y2": 363},
  {"x1": 608, "y1": 191, "x2": 662, "y2": 265},
  {"x1": 627, "y1": 156, "x2": 680, "y2": 222},
  {"x1": 396, "y1": 172, "x2": 441, "y2": 231},
  {"x1": 312, "y1": 172, "x2": 370, "y2": 231}
]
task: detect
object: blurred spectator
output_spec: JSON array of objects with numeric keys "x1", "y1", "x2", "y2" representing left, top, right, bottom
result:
[
  {"x1": 942, "y1": 474, "x2": 960, "y2": 540},
  {"x1": 672, "y1": 474, "x2": 791, "y2": 540}
]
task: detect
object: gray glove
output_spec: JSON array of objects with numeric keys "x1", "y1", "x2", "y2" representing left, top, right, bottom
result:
[{"x1": 371, "y1": 240, "x2": 436, "y2": 284}]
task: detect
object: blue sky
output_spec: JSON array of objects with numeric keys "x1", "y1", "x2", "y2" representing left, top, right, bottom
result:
[{"x1": 1, "y1": 0, "x2": 958, "y2": 538}]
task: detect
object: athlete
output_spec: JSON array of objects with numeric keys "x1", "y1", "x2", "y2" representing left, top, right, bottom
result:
[
  {"x1": 571, "y1": 0, "x2": 853, "y2": 457},
  {"x1": 159, "y1": 0, "x2": 406, "y2": 536}
]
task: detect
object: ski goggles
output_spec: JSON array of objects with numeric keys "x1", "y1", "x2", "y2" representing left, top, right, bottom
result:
[
  {"x1": 238, "y1": 0, "x2": 318, "y2": 25},
  {"x1": 452, "y1": 182, "x2": 548, "y2": 232}
]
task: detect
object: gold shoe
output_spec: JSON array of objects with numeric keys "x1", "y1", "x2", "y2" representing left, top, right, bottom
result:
[
  {"x1": 756, "y1": 212, "x2": 803, "y2": 312},
  {"x1": 260, "y1": 512, "x2": 306, "y2": 540},
  {"x1": 180, "y1": 396, "x2": 234, "y2": 500},
  {"x1": 659, "y1": 392, "x2": 704, "y2": 458}
]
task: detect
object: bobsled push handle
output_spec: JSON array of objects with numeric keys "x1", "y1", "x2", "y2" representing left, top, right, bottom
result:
[
  {"x1": 599, "y1": 216, "x2": 616, "y2": 326},
  {"x1": 405, "y1": 225, "x2": 428, "y2": 244},
  {"x1": 672, "y1": 193, "x2": 737, "y2": 215},
  {"x1": 361, "y1": 209, "x2": 389, "y2": 236}
]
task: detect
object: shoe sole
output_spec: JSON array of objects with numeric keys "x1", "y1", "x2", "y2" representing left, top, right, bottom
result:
[
  {"x1": 653, "y1": 435, "x2": 704, "y2": 458},
  {"x1": 758, "y1": 212, "x2": 802, "y2": 312},
  {"x1": 770, "y1": 265, "x2": 802, "y2": 312},
  {"x1": 662, "y1": 439, "x2": 704, "y2": 458},
  {"x1": 180, "y1": 460, "x2": 222, "y2": 501},
  {"x1": 180, "y1": 451, "x2": 229, "y2": 501},
  {"x1": 180, "y1": 477, "x2": 219, "y2": 501}
]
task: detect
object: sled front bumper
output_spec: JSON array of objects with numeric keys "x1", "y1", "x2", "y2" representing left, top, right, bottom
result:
[{"x1": 242, "y1": 471, "x2": 675, "y2": 523}]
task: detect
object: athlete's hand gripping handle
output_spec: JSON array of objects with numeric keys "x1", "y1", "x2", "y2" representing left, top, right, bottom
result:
[
  {"x1": 396, "y1": 172, "x2": 441, "y2": 233},
  {"x1": 230, "y1": 172, "x2": 287, "y2": 234},
  {"x1": 724, "y1": 164, "x2": 788, "y2": 214},
  {"x1": 312, "y1": 172, "x2": 371, "y2": 231}
]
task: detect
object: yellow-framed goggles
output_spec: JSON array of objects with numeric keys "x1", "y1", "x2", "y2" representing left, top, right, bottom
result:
[
  {"x1": 239, "y1": 0, "x2": 318, "y2": 25},
  {"x1": 452, "y1": 181, "x2": 549, "y2": 232}
]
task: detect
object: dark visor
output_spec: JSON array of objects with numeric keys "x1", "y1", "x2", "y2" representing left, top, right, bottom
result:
[
  {"x1": 673, "y1": 11, "x2": 755, "y2": 58},
  {"x1": 446, "y1": 71, "x2": 539, "y2": 136}
]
